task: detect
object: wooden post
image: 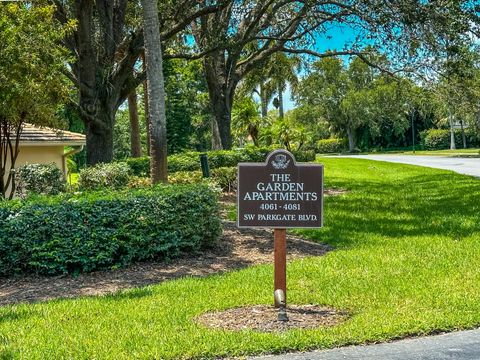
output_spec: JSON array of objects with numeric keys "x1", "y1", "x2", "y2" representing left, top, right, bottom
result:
[{"x1": 274, "y1": 228, "x2": 287, "y2": 308}]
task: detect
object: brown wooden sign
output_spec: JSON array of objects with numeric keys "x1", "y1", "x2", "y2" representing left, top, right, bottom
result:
[{"x1": 237, "y1": 149, "x2": 323, "y2": 229}]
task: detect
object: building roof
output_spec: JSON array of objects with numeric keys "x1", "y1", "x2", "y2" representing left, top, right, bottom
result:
[{"x1": 20, "y1": 124, "x2": 86, "y2": 147}]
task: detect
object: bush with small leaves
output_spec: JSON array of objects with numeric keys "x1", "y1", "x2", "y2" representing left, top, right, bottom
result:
[
  {"x1": 15, "y1": 163, "x2": 65, "y2": 198},
  {"x1": 125, "y1": 147, "x2": 316, "y2": 177},
  {"x1": 211, "y1": 167, "x2": 237, "y2": 192},
  {"x1": 78, "y1": 162, "x2": 130, "y2": 190},
  {"x1": 127, "y1": 176, "x2": 152, "y2": 189},
  {"x1": 421, "y1": 128, "x2": 480, "y2": 150},
  {"x1": 317, "y1": 138, "x2": 347, "y2": 154},
  {"x1": 0, "y1": 183, "x2": 221, "y2": 276},
  {"x1": 169, "y1": 170, "x2": 203, "y2": 185}
]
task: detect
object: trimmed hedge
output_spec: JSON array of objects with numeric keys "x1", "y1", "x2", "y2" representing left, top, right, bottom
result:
[
  {"x1": 125, "y1": 147, "x2": 316, "y2": 177},
  {"x1": 0, "y1": 184, "x2": 221, "y2": 276},
  {"x1": 317, "y1": 138, "x2": 347, "y2": 154},
  {"x1": 421, "y1": 128, "x2": 480, "y2": 150}
]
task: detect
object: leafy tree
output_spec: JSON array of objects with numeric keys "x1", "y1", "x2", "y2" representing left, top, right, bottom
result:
[
  {"x1": 114, "y1": 59, "x2": 211, "y2": 159},
  {"x1": 297, "y1": 57, "x2": 357, "y2": 151},
  {"x1": 114, "y1": 103, "x2": 147, "y2": 160},
  {"x1": 189, "y1": 1, "x2": 359, "y2": 150},
  {"x1": 163, "y1": 59, "x2": 210, "y2": 154},
  {"x1": 430, "y1": 46, "x2": 480, "y2": 149},
  {"x1": 0, "y1": 4, "x2": 71, "y2": 198},
  {"x1": 285, "y1": 105, "x2": 330, "y2": 148},
  {"x1": 297, "y1": 57, "x2": 412, "y2": 151},
  {"x1": 51, "y1": 0, "x2": 221, "y2": 165},
  {"x1": 186, "y1": 0, "x2": 478, "y2": 150}
]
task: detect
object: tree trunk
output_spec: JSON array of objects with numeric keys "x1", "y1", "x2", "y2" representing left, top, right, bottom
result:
[
  {"x1": 460, "y1": 118, "x2": 467, "y2": 149},
  {"x1": 142, "y1": 52, "x2": 151, "y2": 156},
  {"x1": 213, "y1": 95, "x2": 233, "y2": 150},
  {"x1": 211, "y1": 117, "x2": 222, "y2": 150},
  {"x1": 203, "y1": 56, "x2": 237, "y2": 150},
  {"x1": 248, "y1": 124, "x2": 259, "y2": 146},
  {"x1": 206, "y1": 84, "x2": 234, "y2": 150},
  {"x1": 128, "y1": 90, "x2": 142, "y2": 157},
  {"x1": 449, "y1": 112, "x2": 456, "y2": 150},
  {"x1": 85, "y1": 111, "x2": 114, "y2": 165},
  {"x1": 260, "y1": 85, "x2": 268, "y2": 118},
  {"x1": 278, "y1": 85, "x2": 284, "y2": 119},
  {"x1": 346, "y1": 126, "x2": 356, "y2": 152},
  {"x1": 476, "y1": 108, "x2": 480, "y2": 142},
  {"x1": 141, "y1": 0, "x2": 168, "y2": 184}
]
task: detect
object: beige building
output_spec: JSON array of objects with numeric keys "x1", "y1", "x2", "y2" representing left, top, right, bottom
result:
[{"x1": 3, "y1": 124, "x2": 86, "y2": 195}]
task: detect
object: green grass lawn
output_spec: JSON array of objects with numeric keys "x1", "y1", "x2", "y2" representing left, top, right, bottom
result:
[{"x1": 2, "y1": 158, "x2": 480, "y2": 359}]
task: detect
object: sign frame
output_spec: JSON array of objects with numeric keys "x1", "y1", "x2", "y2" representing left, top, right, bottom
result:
[{"x1": 236, "y1": 149, "x2": 324, "y2": 229}]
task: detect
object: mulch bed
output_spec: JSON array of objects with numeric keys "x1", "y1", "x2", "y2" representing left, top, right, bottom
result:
[
  {"x1": 0, "y1": 189, "x2": 344, "y2": 308},
  {"x1": 0, "y1": 222, "x2": 331, "y2": 307},
  {"x1": 197, "y1": 304, "x2": 348, "y2": 332}
]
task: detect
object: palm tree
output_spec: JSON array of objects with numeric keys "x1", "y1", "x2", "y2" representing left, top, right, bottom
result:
[
  {"x1": 241, "y1": 52, "x2": 301, "y2": 120},
  {"x1": 141, "y1": 0, "x2": 167, "y2": 183},
  {"x1": 268, "y1": 53, "x2": 301, "y2": 119}
]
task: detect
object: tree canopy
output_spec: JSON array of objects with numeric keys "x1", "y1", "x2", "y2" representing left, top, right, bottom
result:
[{"x1": 0, "y1": 3, "x2": 72, "y2": 198}]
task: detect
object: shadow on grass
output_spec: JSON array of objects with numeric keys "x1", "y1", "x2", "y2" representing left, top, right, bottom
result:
[
  {"x1": 103, "y1": 287, "x2": 155, "y2": 301},
  {"x1": 0, "y1": 308, "x2": 37, "y2": 324}
]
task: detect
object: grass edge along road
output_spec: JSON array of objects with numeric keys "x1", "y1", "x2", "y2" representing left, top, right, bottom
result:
[
  {"x1": 348, "y1": 148, "x2": 480, "y2": 157},
  {"x1": 1, "y1": 158, "x2": 480, "y2": 359}
]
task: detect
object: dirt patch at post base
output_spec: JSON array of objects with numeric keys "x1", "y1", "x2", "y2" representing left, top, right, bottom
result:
[{"x1": 196, "y1": 304, "x2": 348, "y2": 332}]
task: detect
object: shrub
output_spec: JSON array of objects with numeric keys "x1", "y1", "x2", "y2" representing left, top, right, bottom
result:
[
  {"x1": 15, "y1": 163, "x2": 65, "y2": 198},
  {"x1": 421, "y1": 128, "x2": 480, "y2": 150},
  {"x1": 127, "y1": 176, "x2": 152, "y2": 189},
  {"x1": 211, "y1": 167, "x2": 237, "y2": 192},
  {"x1": 291, "y1": 149, "x2": 316, "y2": 162},
  {"x1": 169, "y1": 152, "x2": 203, "y2": 173},
  {"x1": 317, "y1": 138, "x2": 347, "y2": 154},
  {"x1": 126, "y1": 147, "x2": 316, "y2": 177},
  {"x1": 78, "y1": 162, "x2": 130, "y2": 190},
  {"x1": 421, "y1": 129, "x2": 450, "y2": 150},
  {"x1": 164, "y1": 167, "x2": 236, "y2": 192},
  {"x1": 125, "y1": 156, "x2": 150, "y2": 177},
  {"x1": 0, "y1": 184, "x2": 221, "y2": 276},
  {"x1": 169, "y1": 170, "x2": 203, "y2": 185}
]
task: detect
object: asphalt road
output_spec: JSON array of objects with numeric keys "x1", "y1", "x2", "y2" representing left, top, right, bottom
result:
[
  {"x1": 251, "y1": 328, "x2": 480, "y2": 360},
  {"x1": 334, "y1": 155, "x2": 480, "y2": 177}
]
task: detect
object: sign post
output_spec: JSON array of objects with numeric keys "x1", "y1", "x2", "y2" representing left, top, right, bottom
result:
[
  {"x1": 237, "y1": 150, "x2": 323, "y2": 315},
  {"x1": 274, "y1": 228, "x2": 287, "y2": 307}
]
